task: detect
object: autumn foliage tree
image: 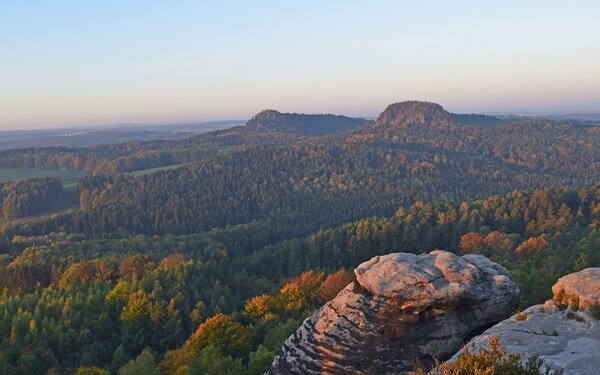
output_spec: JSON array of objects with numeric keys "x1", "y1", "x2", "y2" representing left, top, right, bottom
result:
[
  {"x1": 119, "y1": 255, "x2": 152, "y2": 277},
  {"x1": 459, "y1": 231, "x2": 515, "y2": 258},
  {"x1": 58, "y1": 258, "x2": 117, "y2": 288},
  {"x1": 317, "y1": 268, "x2": 354, "y2": 303},
  {"x1": 244, "y1": 294, "x2": 276, "y2": 322},
  {"x1": 459, "y1": 232, "x2": 485, "y2": 254},
  {"x1": 515, "y1": 236, "x2": 550, "y2": 258}
]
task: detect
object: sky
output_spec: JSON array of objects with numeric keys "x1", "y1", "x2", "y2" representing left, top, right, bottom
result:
[{"x1": 1, "y1": 1, "x2": 600, "y2": 130}]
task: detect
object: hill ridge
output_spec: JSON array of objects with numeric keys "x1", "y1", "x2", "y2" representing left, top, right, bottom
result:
[{"x1": 245, "y1": 110, "x2": 369, "y2": 136}]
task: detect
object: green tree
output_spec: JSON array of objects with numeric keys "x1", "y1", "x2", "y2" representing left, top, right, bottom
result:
[
  {"x1": 73, "y1": 367, "x2": 109, "y2": 375},
  {"x1": 188, "y1": 346, "x2": 244, "y2": 375},
  {"x1": 118, "y1": 348, "x2": 159, "y2": 375},
  {"x1": 247, "y1": 345, "x2": 276, "y2": 375}
]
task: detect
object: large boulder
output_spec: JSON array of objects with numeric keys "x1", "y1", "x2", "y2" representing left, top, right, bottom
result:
[
  {"x1": 452, "y1": 268, "x2": 600, "y2": 374},
  {"x1": 267, "y1": 250, "x2": 519, "y2": 374}
]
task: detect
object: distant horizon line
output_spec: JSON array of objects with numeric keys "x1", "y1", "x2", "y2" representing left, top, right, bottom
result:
[{"x1": 3, "y1": 104, "x2": 600, "y2": 133}]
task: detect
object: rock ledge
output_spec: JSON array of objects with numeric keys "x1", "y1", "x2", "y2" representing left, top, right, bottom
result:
[{"x1": 453, "y1": 267, "x2": 600, "y2": 375}]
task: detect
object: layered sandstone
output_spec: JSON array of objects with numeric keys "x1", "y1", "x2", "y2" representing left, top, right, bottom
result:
[{"x1": 267, "y1": 250, "x2": 519, "y2": 374}]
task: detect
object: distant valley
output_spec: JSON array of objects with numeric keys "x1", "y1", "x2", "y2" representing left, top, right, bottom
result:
[{"x1": 0, "y1": 120, "x2": 240, "y2": 149}]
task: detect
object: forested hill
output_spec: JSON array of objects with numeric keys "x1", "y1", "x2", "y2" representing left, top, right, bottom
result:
[
  {"x1": 3, "y1": 101, "x2": 598, "y2": 238},
  {"x1": 244, "y1": 110, "x2": 371, "y2": 136},
  {"x1": 0, "y1": 102, "x2": 514, "y2": 175},
  {"x1": 0, "y1": 102, "x2": 532, "y2": 179},
  {"x1": 0, "y1": 112, "x2": 369, "y2": 174},
  {"x1": 372, "y1": 100, "x2": 514, "y2": 129},
  {"x1": 374, "y1": 101, "x2": 458, "y2": 129},
  {"x1": 167, "y1": 110, "x2": 370, "y2": 149},
  {"x1": 346, "y1": 101, "x2": 598, "y2": 177}
]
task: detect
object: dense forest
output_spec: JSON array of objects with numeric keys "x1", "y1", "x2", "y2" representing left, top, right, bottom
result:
[
  {"x1": 0, "y1": 184, "x2": 598, "y2": 374},
  {"x1": 0, "y1": 101, "x2": 598, "y2": 374},
  {"x1": 0, "y1": 177, "x2": 63, "y2": 220},
  {"x1": 3, "y1": 102, "x2": 598, "y2": 239}
]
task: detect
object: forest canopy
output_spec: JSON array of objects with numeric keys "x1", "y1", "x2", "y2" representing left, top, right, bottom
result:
[{"x1": 0, "y1": 102, "x2": 598, "y2": 374}]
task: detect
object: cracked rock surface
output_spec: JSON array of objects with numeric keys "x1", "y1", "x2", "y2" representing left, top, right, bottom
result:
[
  {"x1": 267, "y1": 250, "x2": 519, "y2": 375},
  {"x1": 451, "y1": 267, "x2": 600, "y2": 375}
]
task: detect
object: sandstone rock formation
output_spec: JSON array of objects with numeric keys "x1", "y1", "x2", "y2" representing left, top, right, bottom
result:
[
  {"x1": 267, "y1": 250, "x2": 519, "y2": 375},
  {"x1": 375, "y1": 101, "x2": 457, "y2": 130},
  {"x1": 452, "y1": 267, "x2": 600, "y2": 375},
  {"x1": 552, "y1": 268, "x2": 600, "y2": 309}
]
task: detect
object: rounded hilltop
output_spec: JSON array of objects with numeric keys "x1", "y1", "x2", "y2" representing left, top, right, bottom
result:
[{"x1": 375, "y1": 100, "x2": 455, "y2": 129}]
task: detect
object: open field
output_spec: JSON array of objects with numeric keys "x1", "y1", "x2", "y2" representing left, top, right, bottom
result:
[{"x1": 0, "y1": 168, "x2": 87, "y2": 187}]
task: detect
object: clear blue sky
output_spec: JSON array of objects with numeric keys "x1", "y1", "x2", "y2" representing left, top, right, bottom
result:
[{"x1": 1, "y1": 1, "x2": 600, "y2": 130}]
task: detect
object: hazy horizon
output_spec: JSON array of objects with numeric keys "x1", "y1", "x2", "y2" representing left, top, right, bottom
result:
[
  {"x1": 2, "y1": 1, "x2": 600, "y2": 130},
  {"x1": 4, "y1": 104, "x2": 600, "y2": 133}
]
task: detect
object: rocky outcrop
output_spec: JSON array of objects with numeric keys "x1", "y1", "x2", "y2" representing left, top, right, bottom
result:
[
  {"x1": 552, "y1": 268, "x2": 600, "y2": 309},
  {"x1": 373, "y1": 100, "x2": 510, "y2": 130},
  {"x1": 267, "y1": 250, "x2": 519, "y2": 375},
  {"x1": 375, "y1": 101, "x2": 457, "y2": 130},
  {"x1": 452, "y1": 268, "x2": 600, "y2": 374}
]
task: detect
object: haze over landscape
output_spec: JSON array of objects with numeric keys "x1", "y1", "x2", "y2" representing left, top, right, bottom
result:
[
  {"x1": 2, "y1": 1, "x2": 600, "y2": 130},
  {"x1": 1, "y1": 2, "x2": 600, "y2": 375}
]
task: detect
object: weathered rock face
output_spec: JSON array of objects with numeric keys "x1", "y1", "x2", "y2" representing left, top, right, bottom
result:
[
  {"x1": 267, "y1": 250, "x2": 519, "y2": 375},
  {"x1": 452, "y1": 267, "x2": 600, "y2": 375},
  {"x1": 552, "y1": 268, "x2": 600, "y2": 309}
]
